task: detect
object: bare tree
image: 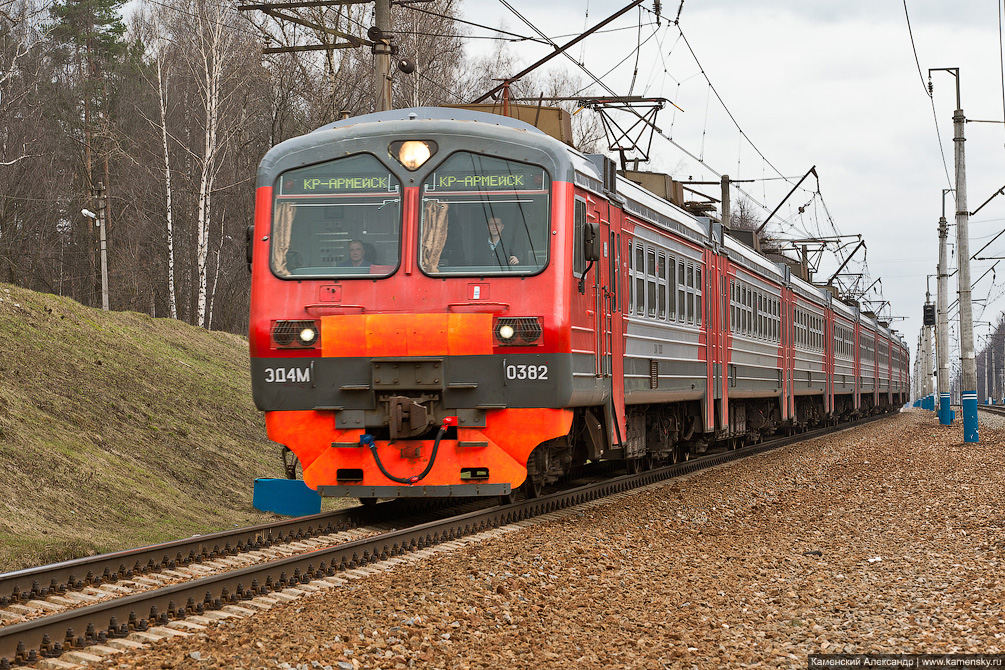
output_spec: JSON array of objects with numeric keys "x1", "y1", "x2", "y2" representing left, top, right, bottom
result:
[
  {"x1": 730, "y1": 195, "x2": 761, "y2": 231},
  {"x1": 392, "y1": 0, "x2": 467, "y2": 107}
]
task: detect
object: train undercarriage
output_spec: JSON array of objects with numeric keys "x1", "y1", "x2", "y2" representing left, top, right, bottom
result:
[{"x1": 508, "y1": 391, "x2": 904, "y2": 500}]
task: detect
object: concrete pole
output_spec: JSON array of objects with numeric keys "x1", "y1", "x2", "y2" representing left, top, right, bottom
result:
[
  {"x1": 97, "y1": 181, "x2": 109, "y2": 311},
  {"x1": 982, "y1": 349, "x2": 987, "y2": 404},
  {"x1": 953, "y1": 104, "x2": 978, "y2": 441},
  {"x1": 924, "y1": 280, "x2": 933, "y2": 401},
  {"x1": 937, "y1": 215, "x2": 951, "y2": 425},
  {"x1": 373, "y1": 0, "x2": 393, "y2": 112},
  {"x1": 721, "y1": 175, "x2": 731, "y2": 229},
  {"x1": 984, "y1": 349, "x2": 992, "y2": 405},
  {"x1": 924, "y1": 326, "x2": 933, "y2": 397}
]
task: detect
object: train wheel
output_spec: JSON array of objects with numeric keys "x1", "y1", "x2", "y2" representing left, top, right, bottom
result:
[
  {"x1": 522, "y1": 447, "x2": 547, "y2": 499},
  {"x1": 675, "y1": 443, "x2": 690, "y2": 462}
]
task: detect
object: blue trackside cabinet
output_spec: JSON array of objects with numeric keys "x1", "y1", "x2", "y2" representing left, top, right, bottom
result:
[{"x1": 253, "y1": 478, "x2": 322, "y2": 516}]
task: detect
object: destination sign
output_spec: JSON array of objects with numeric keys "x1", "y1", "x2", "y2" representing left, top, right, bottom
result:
[
  {"x1": 427, "y1": 169, "x2": 547, "y2": 192},
  {"x1": 280, "y1": 172, "x2": 399, "y2": 195}
]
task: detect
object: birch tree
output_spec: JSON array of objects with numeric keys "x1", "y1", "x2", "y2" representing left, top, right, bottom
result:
[
  {"x1": 0, "y1": 0, "x2": 44, "y2": 169},
  {"x1": 166, "y1": 0, "x2": 251, "y2": 327}
]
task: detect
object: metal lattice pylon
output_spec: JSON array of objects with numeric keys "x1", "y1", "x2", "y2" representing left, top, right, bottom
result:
[{"x1": 585, "y1": 97, "x2": 668, "y2": 169}]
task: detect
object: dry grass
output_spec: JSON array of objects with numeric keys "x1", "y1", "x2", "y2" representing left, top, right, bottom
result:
[{"x1": 0, "y1": 283, "x2": 290, "y2": 571}]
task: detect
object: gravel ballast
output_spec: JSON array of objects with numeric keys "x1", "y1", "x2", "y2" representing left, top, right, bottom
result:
[{"x1": 98, "y1": 410, "x2": 1004, "y2": 669}]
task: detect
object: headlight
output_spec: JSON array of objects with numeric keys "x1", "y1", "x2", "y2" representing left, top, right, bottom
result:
[
  {"x1": 271, "y1": 320, "x2": 321, "y2": 349},
  {"x1": 299, "y1": 327, "x2": 317, "y2": 346},
  {"x1": 389, "y1": 140, "x2": 437, "y2": 170},
  {"x1": 494, "y1": 317, "x2": 543, "y2": 346}
]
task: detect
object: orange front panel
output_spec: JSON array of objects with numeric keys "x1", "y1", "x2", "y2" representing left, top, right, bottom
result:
[
  {"x1": 321, "y1": 314, "x2": 367, "y2": 358},
  {"x1": 266, "y1": 406, "x2": 574, "y2": 490},
  {"x1": 266, "y1": 410, "x2": 334, "y2": 471},
  {"x1": 405, "y1": 313, "x2": 448, "y2": 356},
  {"x1": 321, "y1": 313, "x2": 493, "y2": 358},
  {"x1": 447, "y1": 313, "x2": 493, "y2": 354},
  {"x1": 301, "y1": 434, "x2": 526, "y2": 490},
  {"x1": 479, "y1": 408, "x2": 574, "y2": 466},
  {"x1": 365, "y1": 315, "x2": 408, "y2": 357}
]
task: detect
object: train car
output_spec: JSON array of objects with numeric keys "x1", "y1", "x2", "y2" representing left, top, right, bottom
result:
[
  {"x1": 831, "y1": 297, "x2": 858, "y2": 419},
  {"x1": 789, "y1": 275, "x2": 828, "y2": 426},
  {"x1": 247, "y1": 106, "x2": 909, "y2": 501},
  {"x1": 721, "y1": 235, "x2": 786, "y2": 443},
  {"x1": 859, "y1": 315, "x2": 879, "y2": 413}
]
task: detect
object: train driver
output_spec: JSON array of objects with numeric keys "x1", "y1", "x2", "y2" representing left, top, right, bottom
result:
[
  {"x1": 468, "y1": 216, "x2": 526, "y2": 267},
  {"x1": 340, "y1": 239, "x2": 371, "y2": 268}
]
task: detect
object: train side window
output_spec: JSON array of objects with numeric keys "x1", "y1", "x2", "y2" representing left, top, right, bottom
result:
[
  {"x1": 686, "y1": 263, "x2": 694, "y2": 324},
  {"x1": 627, "y1": 241, "x2": 634, "y2": 312},
  {"x1": 635, "y1": 245, "x2": 646, "y2": 316},
  {"x1": 647, "y1": 249, "x2": 657, "y2": 318},
  {"x1": 696, "y1": 267, "x2": 702, "y2": 326},
  {"x1": 611, "y1": 232, "x2": 619, "y2": 312},
  {"x1": 636, "y1": 242, "x2": 646, "y2": 315},
  {"x1": 678, "y1": 261, "x2": 685, "y2": 322},
  {"x1": 573, "y1": 198, "x2": 587, "y2": 277},
  {"x1": 745, "y1": 285, "x2": 751, "y2": 335},
  {"x1": 658, "y1": 253, "x2": 667, "y2": 320},
  {"x1": 669, "y1": 256, "x2": 677, "y2": 319}
]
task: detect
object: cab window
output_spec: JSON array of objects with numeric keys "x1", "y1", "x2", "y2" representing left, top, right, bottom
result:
[
  {"x1": 270, "y1": 153, "x2": 401, "y2": 278},
  {"x1": 418, "y1": 152, "x2": 550, "y2": 275}
]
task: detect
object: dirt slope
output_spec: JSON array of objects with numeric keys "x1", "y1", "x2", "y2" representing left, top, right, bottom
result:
[{"x1": 0, "y1": 283, "x2": 284, "y2": 571}]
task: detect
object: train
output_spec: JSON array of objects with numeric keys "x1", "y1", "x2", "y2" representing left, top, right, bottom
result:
[{"x1": 247, "y1": 106, "x2": 909, "y2": 502}]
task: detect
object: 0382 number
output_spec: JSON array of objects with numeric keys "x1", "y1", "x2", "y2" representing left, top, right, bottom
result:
[{"x1": 505, "y1": 364, "x2": 548, "y2": 381}]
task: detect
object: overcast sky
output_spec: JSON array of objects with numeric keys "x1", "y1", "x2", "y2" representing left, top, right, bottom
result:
[{"x1": 456, "y1": 0, "x2": 1005, "y2": 374}]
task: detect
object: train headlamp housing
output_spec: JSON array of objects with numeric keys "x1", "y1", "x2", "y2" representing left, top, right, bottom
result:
[
  {"x1": 390, "y1": 140, "x2": 437, "y2": 171},
  {"x1": 493, "y1": 317, "x2": 543, "y2": 347},
  {"x1": 271, "y1": 319, "x2": 321, "y2": 349}
]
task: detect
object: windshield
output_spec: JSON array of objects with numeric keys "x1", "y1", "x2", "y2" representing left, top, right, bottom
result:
[
  {"x1": 270, "y1": 154, "x2": 401, "y2": 278},
  {"x1": 418, "y1": 152, "x2": 550, "y2": 276}
]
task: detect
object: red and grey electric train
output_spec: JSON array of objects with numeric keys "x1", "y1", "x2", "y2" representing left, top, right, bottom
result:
[{"x1": 248, "y1": 107, "x2": 909, "y2": 501}]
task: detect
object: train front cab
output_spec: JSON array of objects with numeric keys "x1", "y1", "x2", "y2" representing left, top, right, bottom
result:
[{"x1": 248, "y1": 110, "x2": 602, "y2": 499}]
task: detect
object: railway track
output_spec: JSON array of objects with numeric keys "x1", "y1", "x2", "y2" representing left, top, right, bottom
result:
[{"x1": 0, "y1": 412, "x2": 895, "y2": 668}]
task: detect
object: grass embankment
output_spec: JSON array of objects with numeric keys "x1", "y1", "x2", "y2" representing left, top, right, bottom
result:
[{"x1": 0, "y1": 283, "x2": 286, "y2": 571}]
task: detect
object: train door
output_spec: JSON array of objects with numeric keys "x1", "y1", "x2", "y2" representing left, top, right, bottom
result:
[
  {"x1": 707, "y1": 249, "x2": 724, "y2": 433},
  {"x1": 587, "y1": 197, "x2": 609, "y2": 378},
  {"x1": 607, "y1": 209, "x2": 625, "y2": 440}
]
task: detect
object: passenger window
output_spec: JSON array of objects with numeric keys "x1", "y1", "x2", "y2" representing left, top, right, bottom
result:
[
  {"x1": 678, "y1": 261, "x2": 685, "y2": 322},
  {"x1": 647, "y1": 250, "x2": 657, "y2": 318},
  {"x1": 669, "y1": 256, "x2": 677, "y2": 319},
  {"x1": 658, "y1": 253, "x2": 667, "y2": 320},
  {"x1": 696, "y1": 268, "x2": 702, "y2": 326},
  {"x1": 627, "y1": 241, "x2": 633, "y2": 312}
]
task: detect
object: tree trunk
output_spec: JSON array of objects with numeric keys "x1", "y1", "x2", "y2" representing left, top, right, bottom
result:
[{"x1": 156, "y1": 55, "x2": 178, "y2": 319}]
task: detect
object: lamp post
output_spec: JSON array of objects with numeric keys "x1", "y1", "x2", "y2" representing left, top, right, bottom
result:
[{"x1": 82, "y1": 203, "x2": 108, "y2": 311}]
